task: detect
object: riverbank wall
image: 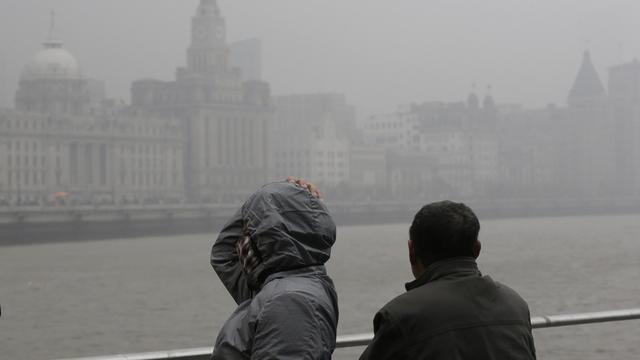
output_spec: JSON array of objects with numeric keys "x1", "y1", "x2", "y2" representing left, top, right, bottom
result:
[{"x1": 2, "y1": 198, "x2": 640, "y2": 245}]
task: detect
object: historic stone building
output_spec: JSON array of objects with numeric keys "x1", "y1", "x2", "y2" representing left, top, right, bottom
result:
[
  {"x1": 565, "y1": 51, "x2": 616, "y2": 197},
  {"x1": 609, "y1": 59, "x2": 640, "y2": 196},
  {"x1": 130, "y1": 0, "x2": 272, "y2": 202},
  {"x1": 362, "y1": 96, "x2": 500, "y2": 199},
  {"x1": 14, "y1": 34, "x2": 105, "y2": 116},
  {"x1": 0, "y1": 22, "x2": 185, "y2": 205},
  {"x1": 271, "y1": 94, "x2": 355, "y2": 188}
]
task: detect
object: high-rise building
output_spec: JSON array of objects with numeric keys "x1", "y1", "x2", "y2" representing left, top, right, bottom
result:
[{"x1": 230, "y1": 38, "x2": 262, "y2": 82}]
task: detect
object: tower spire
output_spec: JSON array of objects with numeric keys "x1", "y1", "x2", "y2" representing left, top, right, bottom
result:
[
  {"x1": 467, "y1": 82, "x2": 479, "y2": 110},
  {"x1": 43, "y1": 10, "x2": 63, "y2": 48},
  {"x1": 483, "y1": 85, "x2": 495, "y2": 110},
  {"x1": 49, "y1": 10, "x2": 56, "y2": 39},
  {"x1": 568, "y1": 50, "x2": 606, "y2": 106}
]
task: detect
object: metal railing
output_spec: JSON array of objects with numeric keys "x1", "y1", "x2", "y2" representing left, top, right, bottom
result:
[{"x1": 56, "y1": 308, "x2": 640, "y2": 360}]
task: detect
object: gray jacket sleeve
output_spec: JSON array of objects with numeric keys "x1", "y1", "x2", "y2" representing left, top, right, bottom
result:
[
  {"x1": 252, "y1": 292, "x2": 329, "y2": 360},
  {"x1": 211, "y1": 208, "x2": 252, "y2": 304}
]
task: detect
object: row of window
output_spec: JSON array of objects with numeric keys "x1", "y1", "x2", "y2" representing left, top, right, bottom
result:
[
  {"x1": 1, "y1": 170, "x2": 182, "y2": 190},
  {"x1": 118, "y1": 158, "x2": 180, "y2": 171},
  {"x1": 5, "y1": 155, "x2": 49, "y2": 168},
  {"x1": 4, "y1": 154, "x2": 181, "y2": 172},
  {"x1": 3, "y1": 171, "x2": 49, "y2": 188},
  {"x1": 364, "y1": 122, "x2": 405, "y2": 130},
  {"x1": 275, "y1": 160, "x2": 346, "y2": 168},
  {"x1": 119, "y1": 172, "x2": 181, "y2": 188},
  {"x1": 275, "y1": 150, "x2": 347, "y2": 159},
  {"x1": 2, "y1": 139, "x2": 181, "y2": 156},
  {"x1": 0, "y1": 117, "x2": 180, "y2": 138},
  {"x1": 205, "y1": 117, "x2": 260, "y2": 167}
]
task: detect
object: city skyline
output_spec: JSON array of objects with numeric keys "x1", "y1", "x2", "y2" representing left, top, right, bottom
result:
[
  {"x1": 1, "y1": 1, "x2": 639, "y2": 117},
  {"x1": 2, "y1": 0, "x2": 640, "y2": 206}
]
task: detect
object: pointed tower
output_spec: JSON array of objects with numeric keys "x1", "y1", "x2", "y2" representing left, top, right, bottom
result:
[
  {"x1": 467, "y1": 83, "x2": 479, "y2": 111},
  {"x1": 565, "y1": 50, "x2": 615, "y2": 197},
  {"x1": 568, "y1": 51, "x2": 606, "y2": 107},
  {"x1": 187, "y1": 0, "x2": 229, "y2": 75},
  {"x1": 483, "y1": 85, "x2": 496, "y2": 111}
]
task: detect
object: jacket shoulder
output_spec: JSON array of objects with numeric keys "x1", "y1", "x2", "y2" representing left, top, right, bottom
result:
[{"x1": 379, "y1": 275, "x2": 531, "y2": 333}]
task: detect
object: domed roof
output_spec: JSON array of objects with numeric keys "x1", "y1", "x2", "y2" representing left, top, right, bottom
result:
[{"x1": 21, "y1": 40, "x2": 81, "y2": 81}]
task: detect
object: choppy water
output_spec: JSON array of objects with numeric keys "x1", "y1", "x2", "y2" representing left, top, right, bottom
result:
[{"x1": 1, "y1": 214, "x2": 639, "y2": 360}]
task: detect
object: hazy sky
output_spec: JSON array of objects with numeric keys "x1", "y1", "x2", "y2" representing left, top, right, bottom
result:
[{"x1": 1, "y1": 0, "x2": 639, "y2": 117}]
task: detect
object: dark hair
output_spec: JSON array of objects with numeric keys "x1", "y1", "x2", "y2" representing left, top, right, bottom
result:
[{"x1": 409, "y1": 201, "x2": 480, "y2": 264}]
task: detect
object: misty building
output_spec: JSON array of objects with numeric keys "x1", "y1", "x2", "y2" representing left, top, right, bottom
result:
[
  {"x1": 363, "y1": 108, "x2": 421, "y2": 151},
  {"x1": 230, "y1": 38, "x2": 262, "y2": 82},
  {"x1": 609, "y1": 59, "x2": 640, "y2": 196},
  {"x1": 14, "y1": 34, "x2": 105, "y2": 116},
  {"x1": 497, "y1": 105, "x2": 572, "y2": 197},
  {"x1": 271, "y1": 94, "x2": 354, "y2": 188},
  {"x1": 494, "y1": 51, "x2": 636, "y2": 199},
  {"x1": 0, "y1": 27, "x2": 185, "y2": 205},
  {"x1": 566, "y1": 51, "x2": 616, "y2": 197},
  {"x1": 0, "y1": 111, "x2": 185, "y2": 205},
  {"x1": 130, "y1": 0, "x2": 272, "y2": 202},
  {"x1": 363, "y1": 96, "x2": 500, "y2": 198},
  {"x1": 349, "y1": 145, "x2": 387, "y2": 198}
]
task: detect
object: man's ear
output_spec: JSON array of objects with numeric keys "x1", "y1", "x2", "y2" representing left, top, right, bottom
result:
[
  {"x1": 408, "y1": 239, "x2": 417, "y2": 266},
  {"x1": 473, "y1": 240, "x2": 481, "y2": 259}
]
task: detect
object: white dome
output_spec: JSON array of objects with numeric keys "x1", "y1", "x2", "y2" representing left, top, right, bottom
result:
[{"x1": 21, "y1": 41, "x2": 81, "y2": 80}]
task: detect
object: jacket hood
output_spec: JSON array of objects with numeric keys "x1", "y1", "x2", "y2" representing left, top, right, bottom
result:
[{"x1": 240, "y1": 182, "x2": 336, "y2": 283}]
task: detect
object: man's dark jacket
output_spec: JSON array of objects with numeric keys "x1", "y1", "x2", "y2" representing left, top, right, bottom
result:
[{"x1": 360, "y1": 257, "x2": 536, "y2": 360}]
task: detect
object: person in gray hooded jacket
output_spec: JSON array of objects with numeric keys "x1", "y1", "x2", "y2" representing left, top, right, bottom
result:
[{"x1": 210, "y1": 181, "x2": 339, "y2": 360}]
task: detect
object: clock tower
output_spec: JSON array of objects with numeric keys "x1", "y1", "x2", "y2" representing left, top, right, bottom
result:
[
  {"x1": 187, "y1": 0, "x2": 229, "y2": 74},
  {"x1": 133, "y1": 0, "x2": 272, "y2": 202}
]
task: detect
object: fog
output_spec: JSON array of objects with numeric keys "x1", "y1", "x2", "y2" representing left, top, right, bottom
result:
[
  {"x1": 2, "y1": 0, "x2": 640, "y2": 207},
  {"x1": 2, "y1": 1, "x2": 639, "y2": 115},
  {"x1": 2, "y1": 2, "x2": 640, "y2": 359}
]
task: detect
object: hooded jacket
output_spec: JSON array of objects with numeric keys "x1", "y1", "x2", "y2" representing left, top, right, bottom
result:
[{"x1": 211, "y1": 182, "x2": 339, "y2": 360}]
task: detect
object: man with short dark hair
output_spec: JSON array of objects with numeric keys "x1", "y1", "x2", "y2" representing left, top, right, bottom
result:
[{"x1": 360, "y1": 201, "x2": 536, "y2": 360}]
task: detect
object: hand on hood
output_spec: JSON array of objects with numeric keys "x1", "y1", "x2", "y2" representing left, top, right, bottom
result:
[{"x1": 211, "y1": 181, "x2": 336, "y2": 304}]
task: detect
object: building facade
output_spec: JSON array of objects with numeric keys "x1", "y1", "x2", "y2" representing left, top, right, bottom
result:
[
  {"x1": 271, "y1": 94, "x2": 355, "y2": 189},
  {"x1": 609, "y1": 59, "x2": 640, "y2": 196},
  {"x1": 362, "y1": 96, "x2": 500, "y2": 199},
  {"x1": 130, "y1": 0, "x2": 273, "y2": 202},
  {"x1": 132, "y1": 0, "x2": 273, "y2": 202},
  {"x1": 230, "y1": 38, "x2": 262, "y2": 82},
  {"x1": 0, "y1": 31, "x2": 184, "y2": 205}
]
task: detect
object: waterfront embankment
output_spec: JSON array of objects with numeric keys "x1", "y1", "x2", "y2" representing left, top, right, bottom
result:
[{"x1": 3, "y1": 197, "x2": 640, "y2": 245}]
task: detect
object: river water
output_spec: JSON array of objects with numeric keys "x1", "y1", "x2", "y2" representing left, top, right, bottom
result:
[{"x1": 1, "y1": 214, "x2": 639, "y2": 359}]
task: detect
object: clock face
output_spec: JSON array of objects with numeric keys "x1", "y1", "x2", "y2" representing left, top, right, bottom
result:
[
  {"x1": 215, "y1": 24, "x2": 224, "y2": 40},
  {"x1": 195, "y1": 25, "x2": 206, "y2": 40}
]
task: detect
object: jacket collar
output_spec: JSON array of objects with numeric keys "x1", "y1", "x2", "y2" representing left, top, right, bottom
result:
[{"x1": 405, "y1": 257, "x2": 481, "y2": 291}]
